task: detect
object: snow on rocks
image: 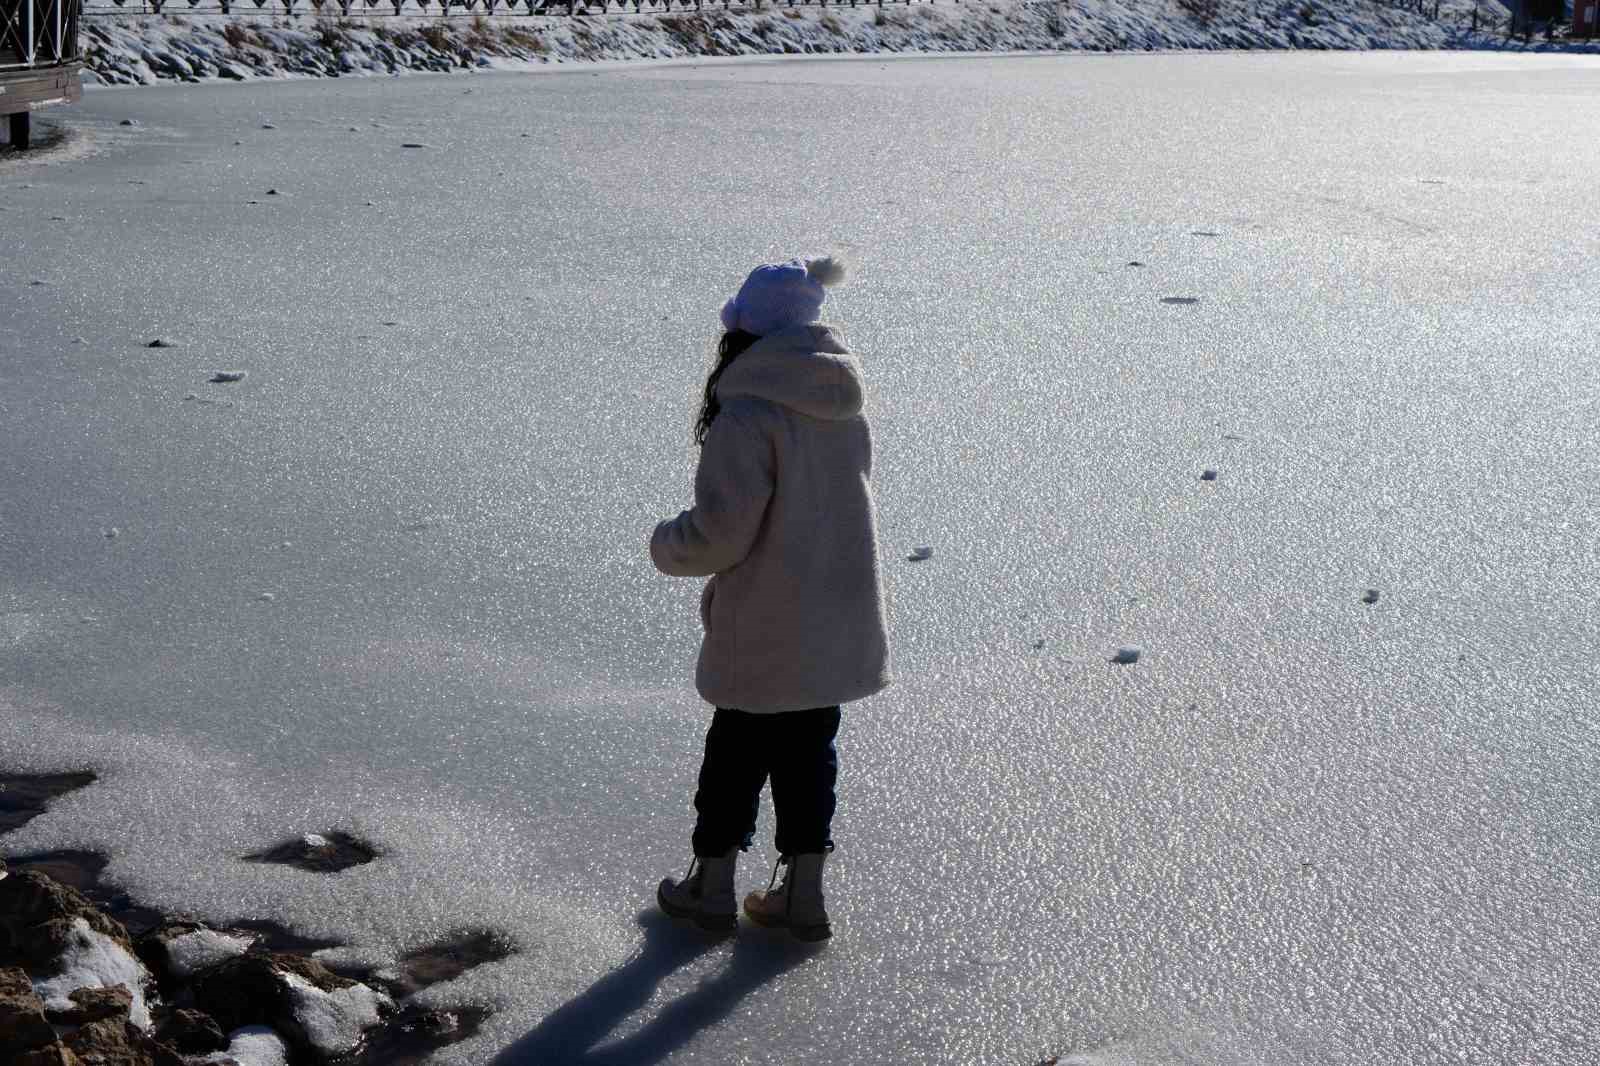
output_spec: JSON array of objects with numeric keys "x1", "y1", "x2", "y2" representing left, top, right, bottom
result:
[
  {"x1": 190, "y1": 952, "x2": 392, "y2": 1058},
  {"x1": 0, "y1": 869, "x2": 140, "y2": 977},
  {"x1": 907, "y1": 545, "x2": 934, "y2": 562},
  {"x1": 282, "y1": 971, "x2": 390, "y2": 1057},
  {"x1": 31, "y1": 917, "x2": 154, "y2": 1029},
  {"x1": 69, "y1": 0, "x2": 1564, "y2": 88},
  {"x1": 0, "y1": 848, "x2": 491, "y2": 1064},
  {"x1": 42, "y1": 982, "x2": 133, "y2": 1026},
  {"x1": 159, "y1": 927, "x2": 255, "y2": 980},
  {"x1": 242, "y1": 831, "x2": 377, "y2": 873},
  {"x1": 194, "y1": 1025, "x2": 291, "y2": 1066}
]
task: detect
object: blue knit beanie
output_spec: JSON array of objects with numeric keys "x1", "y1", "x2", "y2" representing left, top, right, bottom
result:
[{"x1": 720, "y1": 255, "x2": 847, "y2": 337}]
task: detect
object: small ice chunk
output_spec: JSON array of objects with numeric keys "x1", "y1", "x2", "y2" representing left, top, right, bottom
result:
[
  {"x1": 119, "y1": 118, "x2": 138, "y2": 126},
  {"x1": 256, "y1": 592, "x2": 276, "y2": 603},
  {"x1": 1362, "y1": 589, "x2": 1380, "y2": 604},
  {"x1": 907, "y1": 546, "x2": 934, "y2": 562},
  {"x1": 209, "y1": 370, "x2": 247, "y2": 383},
  {"x1": 165, "y1": 929, "x2": 254, "y2": 980},
  {"x1": 261, "y1": 122, "x2": 277, "y2": 130},
  {"x1": 32, "y1": 917, "x2": 152, "y2": 1030},
  {"x1": 1200, "y1": 469, "x2": 1218, "y2": 481},
  {"x1": 1111, "y1": 645, "x2": 1142, "y2": 665},
  {"x1": 195, "y1": 1025, "x2": 289, "y2": 1066},
  {"x1": 281, "y1": 972, "x2": 390, "y2": 1056},
  {"x1": 102, "y1": 527, "x2": 120, "y2": 539}
]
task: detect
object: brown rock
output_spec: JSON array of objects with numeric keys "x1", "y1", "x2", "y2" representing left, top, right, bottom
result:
[
  {"x1": 45, "y1": 984, "x2": 132, "y2": 1026},
  {"x1": 14, "y1": 1044, "x2": 82, "y2": 1066},
  {"x1": 64, "y1": 1018, "x2": 183, "y2": 1066},
  {"x1": 0, "y1": 872, "x2": 134, "y2": 971},
  {"x1": 1, "y1": 965, "x2": 58, "y2": 1051},
  {"x1": 64, "y1": 1019, "x2": 137, "y2": 1065},
  {"x1": 152, "y1": 1008, "x2": 225, "y2": 1054}
]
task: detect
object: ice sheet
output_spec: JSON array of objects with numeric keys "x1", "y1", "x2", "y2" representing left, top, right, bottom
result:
[{"x1": 4, "y1": 52, "x2": 1599, "y2": 1065}]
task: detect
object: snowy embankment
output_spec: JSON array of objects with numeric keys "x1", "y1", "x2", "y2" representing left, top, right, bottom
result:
[{"x1": 80, "y1": 0, "x2": 1568, "y2": 87}]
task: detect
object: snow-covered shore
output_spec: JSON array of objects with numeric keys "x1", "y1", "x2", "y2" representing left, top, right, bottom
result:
[{"x1": 77, "y1": 0, "x2": 1594, "y2": 87}]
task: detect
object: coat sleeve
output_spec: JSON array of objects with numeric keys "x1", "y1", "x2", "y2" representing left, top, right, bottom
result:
[{"x1": 650, "y1": 408, "x2": 775, "y2": 578}]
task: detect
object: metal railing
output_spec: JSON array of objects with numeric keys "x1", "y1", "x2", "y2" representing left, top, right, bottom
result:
[{"x1": 2, "y1": 0, "x2": 82, "y2": 69}]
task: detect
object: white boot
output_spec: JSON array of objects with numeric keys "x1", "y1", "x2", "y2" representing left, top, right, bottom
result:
[
  {"x1": 657, "y1": 849, "x2": 738, "y2": 934},
  {"x1": 742, "y1": 850, "x2": 832, "y2": 942}
]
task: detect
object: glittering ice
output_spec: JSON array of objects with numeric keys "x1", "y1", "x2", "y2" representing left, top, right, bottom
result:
[{"x1": 4, "y1": 52, "x2": 1599, "y2": 1066}]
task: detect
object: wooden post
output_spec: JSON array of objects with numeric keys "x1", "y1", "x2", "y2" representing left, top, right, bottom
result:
[{"x1": 8, "y1": 113, "x2": 30, "y2": 151}]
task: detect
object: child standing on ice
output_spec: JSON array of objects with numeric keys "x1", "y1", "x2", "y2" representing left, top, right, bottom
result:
[{"x1": 650, "y1": 255, "x2": 891, "y2": 942}]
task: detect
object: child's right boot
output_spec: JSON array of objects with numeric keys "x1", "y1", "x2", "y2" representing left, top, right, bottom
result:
[
  {"x1": 657, "y1": 849, "x2": 738, "y2": 934},
  {"x1": 742, "y1": 850, "x2": 832, "y2": 942}
]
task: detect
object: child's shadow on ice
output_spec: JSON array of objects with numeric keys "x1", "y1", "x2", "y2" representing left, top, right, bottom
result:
[{"x1": 490, "y1": 909, "x2": 819, "y2": 1066}]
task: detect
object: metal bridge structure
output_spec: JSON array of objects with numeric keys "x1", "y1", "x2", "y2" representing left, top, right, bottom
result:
[{"x1": 1, "y1": 0, "x2": 82, "y2": 149}]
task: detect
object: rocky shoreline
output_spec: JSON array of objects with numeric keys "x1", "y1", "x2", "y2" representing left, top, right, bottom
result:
[
  {"x1": 70, "y1": 0, "x2": 1600, "y2": 90},
  {"x1": 1, "y1": 772, "x2": 505, "y2": 1066}
]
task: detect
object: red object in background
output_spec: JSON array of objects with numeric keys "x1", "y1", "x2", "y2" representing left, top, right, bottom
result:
[{"x1": 1577, "y1": 0, "x2": 1600, "y2": 35}]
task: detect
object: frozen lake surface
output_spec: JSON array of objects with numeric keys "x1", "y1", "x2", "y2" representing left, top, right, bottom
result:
[{"x1": 4, "y1": 52, "x2": 1599, "y2": 1065}]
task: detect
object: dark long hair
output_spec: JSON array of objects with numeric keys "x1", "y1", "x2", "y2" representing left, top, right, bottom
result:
[{"x1": 694, "y1": 330, "x2": 759, "y2": 447}]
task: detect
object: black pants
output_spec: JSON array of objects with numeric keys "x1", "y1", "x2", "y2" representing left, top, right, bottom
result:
[{"x1": 690, "y1": 705, "x2": 841, "y2": 857}]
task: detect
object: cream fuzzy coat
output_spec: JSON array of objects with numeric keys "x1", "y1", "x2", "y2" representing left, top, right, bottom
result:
[{"x1": 651, "y1": 324, "x2": 891, "y2": 713}]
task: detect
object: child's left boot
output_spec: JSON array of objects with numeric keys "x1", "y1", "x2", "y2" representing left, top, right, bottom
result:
[
  {"x1": 742, "y1": 849, "x2": 832, "y2": 942},
  {"x1": 657, "y1": 849, "x2": 738, "y2": 934}
]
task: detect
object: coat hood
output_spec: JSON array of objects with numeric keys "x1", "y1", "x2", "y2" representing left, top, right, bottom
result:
[{"x1": 715, "y1": 325, "x2": 864, "y2": 421}]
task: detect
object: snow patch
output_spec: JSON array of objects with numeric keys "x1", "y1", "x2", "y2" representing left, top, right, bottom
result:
[
  {"x1": 165, "y1": 929, "x2": 255, "y2": 979},
  {"x1": 31, "y1": 917, "x2": 153, "y2": 1030},
  {"x1": 282, "y1": 971, "x2": 391, "y2": 1056},
  {"x1": 196, "y1": 1026, "x2": 291, "y2": 1066}
]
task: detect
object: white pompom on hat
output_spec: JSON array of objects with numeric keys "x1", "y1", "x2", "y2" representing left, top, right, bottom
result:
[{"x1": 720, "y1": 255, "x2": 847, "y2": 337}]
